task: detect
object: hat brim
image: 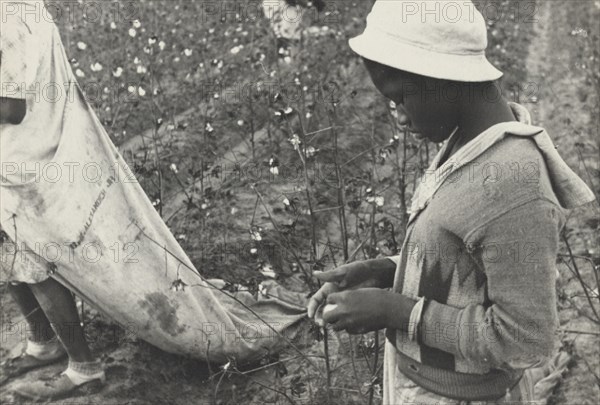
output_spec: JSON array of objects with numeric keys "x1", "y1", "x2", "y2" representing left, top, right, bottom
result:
[{"x1": 349, "y1": 29, "x2": 503, "y2": 83}]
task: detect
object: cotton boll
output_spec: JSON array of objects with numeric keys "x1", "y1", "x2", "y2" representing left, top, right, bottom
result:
[{"x1": 315, "y1": 304, "x2": 338, "y2": 327}]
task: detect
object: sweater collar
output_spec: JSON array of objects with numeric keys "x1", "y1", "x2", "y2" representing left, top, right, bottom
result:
[{"x1": 408, "y1": 103, "x2": 595, "y2": 224}]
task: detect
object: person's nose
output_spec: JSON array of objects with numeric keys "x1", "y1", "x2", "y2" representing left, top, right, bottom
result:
[
  {"x1": 396, "y1": 105, "x2": 410, "y2": 126},
  {"x1": 397, "y1": 112, "x2": 410, "y2": 126}
]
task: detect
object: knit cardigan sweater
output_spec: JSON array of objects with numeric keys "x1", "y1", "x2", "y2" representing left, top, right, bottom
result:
[{"x1": 385, "y1": 103, "x2": 595, "y2": 401}]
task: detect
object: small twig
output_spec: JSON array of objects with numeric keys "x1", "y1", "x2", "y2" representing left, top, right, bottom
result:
[
  {"x1": 305, "y1": 125, "x2": 343, "y2": 143},
  {"x1": 580, "y1": 352, "x2": 600, "y2": 387},
  {"x1": 205, "y1": 341, "x2": 218, "y2": 405},
  {"x1": 559, "y1": 257, "x2": 599, "y2": 300},
  {"x1": 322, "y1": 325, "x2": 333, "y2": 403},
  {"x1": 329, "y1": 106, "x2": 349, "y2": 262},
  {"x1": 347, "y1": 335, "x2": 369, "y2": 397},
  {"x1": 10, "y1": 215, "x2": 18, "y2": 275},
  {"x1": 151, "y1": 122, "x2": 164, "y2": 217},
  {"x1": 563, "y1": 295, "x2": 600, "y2": 324},
  {"x1": 560, "y1": 328, "x2": 600, "y2": 336},
  {"x1": 367, "y1": 122, "x2": 380, "y2": 405},
  {"x1": 213, "y1": 367, "x2": 228, "y2": 403},
  {"x1": 562, "y1": 233, "x2": 600, "y2": 321},
  {"x1": 239, "y1": 354, "x2": 325, "y2": 375},
  {"x1": 574, "y1": 143, "x2": 600, "y2": 205},
  {"x1": 329, "y1": 386, "x2": 362, "y2": 394}
]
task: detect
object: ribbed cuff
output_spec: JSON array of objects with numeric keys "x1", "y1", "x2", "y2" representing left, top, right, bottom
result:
[
  {"x1": 25, "y1": 337, "x2": 63, "y2": 360},
  {"x1": 395, "y1": 349, "x2": 522, "y2": 401},
  {"x1": 419, "y1": 299, "x2": 462, "y2": 356},
  {"x1": 387, "y1": 255, "x2": 401, "y2": 267}
]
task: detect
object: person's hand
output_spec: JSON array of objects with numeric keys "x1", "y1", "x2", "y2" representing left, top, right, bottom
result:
[
  {"x1": 307, "y1": 259, "x2": 396, "y2": 321},
  {"x1": 308, "y1": 282, "x2": 340, "y2": 326},
  {"x1": 316, "y1": 259, "x2": 396, "y2": 290},
  {"x1": 307, "y1": 259, "x2": 396, "y2": 318},
  {"x1": 322, "y1": 289, "x2": 416, "y2": 334}
]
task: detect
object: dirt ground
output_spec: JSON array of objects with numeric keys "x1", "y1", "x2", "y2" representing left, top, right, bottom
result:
[{"x1": 1, "y1": 0, "x2": 599, "y2": 404}]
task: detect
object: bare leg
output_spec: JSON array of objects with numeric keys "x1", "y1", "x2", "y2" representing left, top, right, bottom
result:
[
  {"x1": 1, "y1": 284, "x2": 65, "y2": 385},
  {"x1": 7, "y1": 283, "x2": 55, "y2": 343},
  {"x1": 28, "y1": 278, "x2": 93, "y2": 363},
  {"x1": 8, "y1": 280, "x2": 104, "y2": 398}
]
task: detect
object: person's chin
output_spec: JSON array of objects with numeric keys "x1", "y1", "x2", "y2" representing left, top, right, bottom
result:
[
  {"x1": 420, "y1": 128, "x2": 454, "y2": 143},
  {"x1": 416, "y1": 132, "x2": 443, "y2": 143}
]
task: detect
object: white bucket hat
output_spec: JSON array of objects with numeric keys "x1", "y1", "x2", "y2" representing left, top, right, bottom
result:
[{"x1": 349, "y1": 0, "x2": 503, "y2": 82}]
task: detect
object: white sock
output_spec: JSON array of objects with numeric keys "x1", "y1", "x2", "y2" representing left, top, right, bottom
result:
[
  {"x1": 62, "y1": 360, "x2": 105, "y2": 386},
  {"x1": 25, "y1": 338, "x2": 64, "y2": 360}
]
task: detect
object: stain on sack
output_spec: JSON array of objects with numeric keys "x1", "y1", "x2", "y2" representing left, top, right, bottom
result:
[
  {"x1": 139, "y1": 292, "x2": 187, "y2": 337},
  {"x1": 21, "y1": 186, "x2": 46, "y2": 216}
]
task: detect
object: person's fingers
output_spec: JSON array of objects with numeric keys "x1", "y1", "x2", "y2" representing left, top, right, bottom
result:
[
  {"x1": 337, "y1": 262, "x2": 368, "y2": 289},
  {"x1": 330, "y1": 318, "x2": 347, "y2": 332},
  {"x1": 345, "y1": 326, "x2": 366, "y2": 335},
  {"x1": 314, "y1": 312, "x2": 325, "y2": 327},
  {"x1": 306, "y1": 299, "x2": 319, "y2": 319},
  {"x1": 322, "y1": 306, "x2": 342, "y2": 326},
  {"x1": 307, "y1": 288, "x2": 326, "y2": 318},
  {"x1": 313, "y1": 268, "x2": 345, "y2": 283},
  {"x1": 326, "y1": 291, "x2": 342, "y2": 304},
  {"x1": 307, "y1": 283, "x2": 339, "y2": 318},
  {"x1": 337, "y1": 275, "x2": 350, "y2": 289}
]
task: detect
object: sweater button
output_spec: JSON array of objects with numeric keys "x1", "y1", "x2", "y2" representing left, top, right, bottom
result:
[{"x1": 409, "y1": 364, "x2": 419, "y2": 372}]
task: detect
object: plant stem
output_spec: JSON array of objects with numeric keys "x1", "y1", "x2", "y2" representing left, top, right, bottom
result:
[
  {"x1": 562, "y1": 233, "x2": 600, "y2": 322},
  {"x1": 330, "y1": 105, "x2": 349, "y2": 261}
]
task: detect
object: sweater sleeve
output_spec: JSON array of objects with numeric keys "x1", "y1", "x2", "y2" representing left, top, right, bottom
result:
[
  {"x1": 419, "y1": 198, "x2": 563, "y2": 369},
  {"x1": 387, "y1": 255, "x2": 401, "y2": 267}
]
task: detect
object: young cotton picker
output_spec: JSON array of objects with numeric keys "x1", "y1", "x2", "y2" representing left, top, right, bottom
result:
[
  {"x1": 307, "y1": 1, "x2": 595, "y2": 403},
  {"x1": 0, "y1": 0, "x2": 104, "y2": 400}
]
